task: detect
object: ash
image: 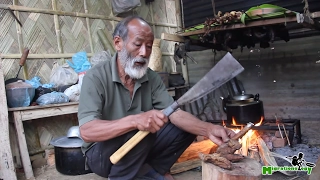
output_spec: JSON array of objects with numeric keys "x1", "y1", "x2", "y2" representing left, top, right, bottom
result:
[
  {"x1": 270, "y1": 144, "x2": 320, "y2": 177},
  {"x1": 273, "y1": 144, "x2": 320, "y2": 166}
]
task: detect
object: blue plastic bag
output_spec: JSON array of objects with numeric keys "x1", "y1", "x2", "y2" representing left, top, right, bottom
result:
[
  {"x1": 36, "y1": 91, "x2": 69, "y2": 105},
  {"x1": 25, "y1": 76, "x2": 42, "y2": 88},
  {"x1": 67, "y1": 52, "x2": 91, "y2": 73},
  {"x1": 25, "y1": 76, "x2": 55, "y2": 89}
]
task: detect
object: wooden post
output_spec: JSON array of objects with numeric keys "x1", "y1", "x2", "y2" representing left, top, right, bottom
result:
[
  {"x1": 202, "y1": 157, "x2": 262, "y2": 180},
  {"x1": 0, "y1": 59, "x2": 17, "y2": 180}
]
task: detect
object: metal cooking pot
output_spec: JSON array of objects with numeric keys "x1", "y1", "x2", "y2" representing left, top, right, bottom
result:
[
  {"x1": 222, "y1": 93, "x2": 264, "y2": 125},
  {"x1": 50, "y1": 136, "x2": 91, "y2": 175},
  {"x1": 5, "y1": 80, "x2": 35, "y2": 108}
]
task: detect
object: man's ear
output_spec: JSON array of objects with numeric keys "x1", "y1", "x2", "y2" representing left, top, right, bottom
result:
[{"x1": 114, "y1": 36, "x2": 123, "y2": 51}]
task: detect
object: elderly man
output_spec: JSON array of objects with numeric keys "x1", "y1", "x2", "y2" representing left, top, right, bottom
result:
[{"x1": 78, "y1": 15, "x2": 235, "y2": 180}]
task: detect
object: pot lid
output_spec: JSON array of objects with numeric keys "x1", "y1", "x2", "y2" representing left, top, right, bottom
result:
[
  {"x1": 5, "y1": 80, "x2": 33, "y2": 89},
  {"x1": 231, "y1": 92, "x2": 254, "y2": 101},
  {"x1": 50, "y1": 136, "x2": 83, "y2": 148}
]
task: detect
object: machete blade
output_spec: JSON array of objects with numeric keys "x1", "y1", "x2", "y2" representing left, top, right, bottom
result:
[{"x1": 177, "y1": 52, "x2": 244, "y2": 105}]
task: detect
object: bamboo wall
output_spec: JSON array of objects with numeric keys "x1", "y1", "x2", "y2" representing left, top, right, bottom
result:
[
  {"x1": 0, "y1": 0, "x2": 179, "y2": 83},
  {"x1": 0, "y1": 0, "x2": 180, "y2": 158}
]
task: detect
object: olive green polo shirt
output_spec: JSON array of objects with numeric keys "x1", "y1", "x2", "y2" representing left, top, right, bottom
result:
[{"x1": 78, "y1": 52, "x2": 174, "y2": 153}]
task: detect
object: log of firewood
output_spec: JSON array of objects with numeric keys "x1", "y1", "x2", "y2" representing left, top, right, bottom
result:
[
  {"x1": 202, "y1": 156, "x2": 262, "y2": 180},
  {"x1": 176, "y1": 139, "x2": 217, "y2": 163}
]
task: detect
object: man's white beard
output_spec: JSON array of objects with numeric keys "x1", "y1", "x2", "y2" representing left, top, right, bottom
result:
[{"x1": 118, "y1": 47, "x2": 149, "y2": 79}]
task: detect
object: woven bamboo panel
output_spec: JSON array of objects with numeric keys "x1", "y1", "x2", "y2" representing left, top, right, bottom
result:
[
  {"x1": 1, "y1": 0, "x2": 179, "y2": 157},
  {"x1": 0, "y1": 0, "x2": 178, "y2": 83},
  {"x1": 152, "y1": 0, "x2": 178, "y2": 72}
]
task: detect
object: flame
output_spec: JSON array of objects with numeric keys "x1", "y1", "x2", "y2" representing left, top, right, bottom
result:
[
  {"x1": 231, "y1": 117, "x2": 238, "y2": 126},
  {"x1": 227, "y1": 116, "x2": 264, "y2": 157},
  {"x1": 255, "y1": 116, "x2": 264, "y2": 126},
  {"x1": 222, "y1": 120, "x2": 226, "y2": 127},
  {"x1": 231, "y1": 116, "x2": 264, "y2": 126}
]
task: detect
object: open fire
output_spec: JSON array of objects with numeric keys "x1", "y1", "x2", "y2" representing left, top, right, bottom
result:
[{"x1": 173, "y1": 118, "x2": 302, "y2": 177}]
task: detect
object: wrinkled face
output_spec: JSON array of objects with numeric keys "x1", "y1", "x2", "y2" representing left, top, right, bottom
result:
[
  {"x1": 115, "y1": 19, "x2": 154, "y2": 79},
  {"x1": 118, "y1": 44, "x2": 149, "y2": 80}
]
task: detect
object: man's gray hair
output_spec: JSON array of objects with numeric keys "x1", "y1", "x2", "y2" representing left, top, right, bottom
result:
[{"x1": 112, "y1": 15, "x2": 149, "y2": 41}]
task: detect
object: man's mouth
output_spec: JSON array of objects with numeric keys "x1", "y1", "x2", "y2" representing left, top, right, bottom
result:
[{"x1": 134, "y1": 61, "x2": 146, "y2": 66}]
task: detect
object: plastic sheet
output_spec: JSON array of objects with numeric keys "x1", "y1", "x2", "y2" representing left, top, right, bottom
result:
[
  {"x1": 36, "y1": 92, "x2": 69, "y2": 105},
  {"x1": 111, "y1": 0, "x2": 141, "y2": 16}
]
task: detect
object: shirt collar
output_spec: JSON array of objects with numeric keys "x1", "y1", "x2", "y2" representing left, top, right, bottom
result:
[{"x1": 111, "y1": 52, "x2": 149, "y2": 84}]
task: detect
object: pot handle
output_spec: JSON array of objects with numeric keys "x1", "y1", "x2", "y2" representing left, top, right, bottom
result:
[
  {"x1": 220, "y1": 97, "x2": 227, "y2": 113},
  {"x1": 254, "y1": 93, "x2": 260, "y2": 101}
]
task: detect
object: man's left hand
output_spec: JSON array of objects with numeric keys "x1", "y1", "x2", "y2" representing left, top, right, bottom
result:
[{"x1": 206, "y1": 124, "x2": 236, "y2": 146}]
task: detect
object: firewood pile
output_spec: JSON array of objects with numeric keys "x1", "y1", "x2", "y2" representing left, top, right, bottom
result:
[
  {"x1": 204, "y1": 11, "x2": 243, "y2": 32},
  {"x1": 200, "y1": 10, "x2": 291, "y2": 52},
  {"x1": 199, "y1": 139, "x2": 244, "y2": 169}
]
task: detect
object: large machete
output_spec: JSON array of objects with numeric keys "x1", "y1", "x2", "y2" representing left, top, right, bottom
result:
[{"x1": 110, "y1": 52, "x2": 244, "y2": 164}]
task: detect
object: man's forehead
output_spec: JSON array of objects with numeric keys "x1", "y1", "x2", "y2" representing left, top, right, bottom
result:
[{"x1": 127, "y1": 19, "x2": 153, "y2": 36}]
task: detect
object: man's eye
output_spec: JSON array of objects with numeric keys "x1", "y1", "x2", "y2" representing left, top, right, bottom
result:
[
  {"x1": 135, "y1": 44, "x2": 141, "y2": 47},
  {"x1": 147, "y1": 46, "x2": 152, "y2": 49}
]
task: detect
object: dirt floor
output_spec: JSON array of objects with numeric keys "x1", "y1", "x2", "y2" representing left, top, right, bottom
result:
[{"x1": 16, "y1": 120, "x2": 320, "y2": 180}]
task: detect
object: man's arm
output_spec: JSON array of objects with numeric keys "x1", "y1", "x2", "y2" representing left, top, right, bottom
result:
[
  {"x1": 169, "y1": 110, "x2": 235, "y2": 146},
  {"x1": 80, "y1": 110, "x2": 168, "y2": 142}
]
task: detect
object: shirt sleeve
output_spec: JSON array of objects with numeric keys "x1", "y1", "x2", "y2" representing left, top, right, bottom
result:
[
  {"x1": 150, "y1": 71, "x2": 174, "y2": 110},
  {"x1": 78, "y1": 71, "x2": 105, "y2": 127}
]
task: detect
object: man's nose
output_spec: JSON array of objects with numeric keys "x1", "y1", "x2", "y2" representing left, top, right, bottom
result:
[{"x1": 139, "y1": 45, "x2": 147, "y2": 58}]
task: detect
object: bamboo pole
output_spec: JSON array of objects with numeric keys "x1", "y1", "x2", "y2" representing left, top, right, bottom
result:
[
  {"x1": 0, "y1": 53, "x2": 95, "y2": 59},
  {"x1": 0, "y1": 52, "x2": 172, "y2": 59},
  {"x1": 0, "y1": 4, "x2": 177, "y2": 28},
  {"x1": 84, "y1": 0, "x2": 94, "y2": 53},
  {"x1": 13, "y1": 0, "x2": 28, "y2": 80},
  {"x1": 97, "y1": 29, "x2": 115, "y2": 55},
  {"x1": 51, "y1": 0, "x2": 64, "y2": 63},
  {"x1": 175, "y1": 0, "x2": 189, "y2": 84},
  {"x1": 108, "y1": 0, "x2": 116, "y2": 32},
  {"x1": 149, "y1": 3, "x2": 156, "y2": 34}
]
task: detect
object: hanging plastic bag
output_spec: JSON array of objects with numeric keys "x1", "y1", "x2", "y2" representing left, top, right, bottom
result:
[
  {"x1": 112, "y1": 0, "x2": 141, "y2": 16},
  {"x1": 50, "y1": 63, "x2": 78, "y2": 87},
  {"x1": 36, "y1": 91, "x2": 69, "y2": 105},
  {"x1": 67, "y1": 52, "x2": 91, "y2": 74},
  {"x1": 90, "y1": 50, "x2": 112, "y2": 67}
]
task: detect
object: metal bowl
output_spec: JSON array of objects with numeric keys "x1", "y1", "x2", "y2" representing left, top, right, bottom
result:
[{"x1": 67, "y1": 126, "x2": 80, "y2": 138}]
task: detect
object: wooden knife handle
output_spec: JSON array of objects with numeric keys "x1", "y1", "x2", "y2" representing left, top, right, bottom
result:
[
  {"x1": 19, "y1": 48, "x2": 29, "y2": 66},
  {"x1": 109, "y1": 102, "x2": 180, "y2": 164},
  {"x1": 110, "y1": 131, "x2": 149, "y2": 164}
]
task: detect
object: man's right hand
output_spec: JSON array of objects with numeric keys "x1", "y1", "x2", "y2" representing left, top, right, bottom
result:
[{"x1": 133, "y1": 110, "x2": 168, "y2": 133}]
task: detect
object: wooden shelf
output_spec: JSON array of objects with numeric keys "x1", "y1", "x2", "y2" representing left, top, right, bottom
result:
[
  {"x1": 172, "y1": 12, "x2": 320, "y2": 38},
  {"x1": 8, "y1": 102, "x2": 78, "y2": 121}
]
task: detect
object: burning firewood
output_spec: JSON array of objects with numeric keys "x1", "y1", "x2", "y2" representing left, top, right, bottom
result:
[{"x1": 199, "y1": 122, "x2": 254, "y2": 169}]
